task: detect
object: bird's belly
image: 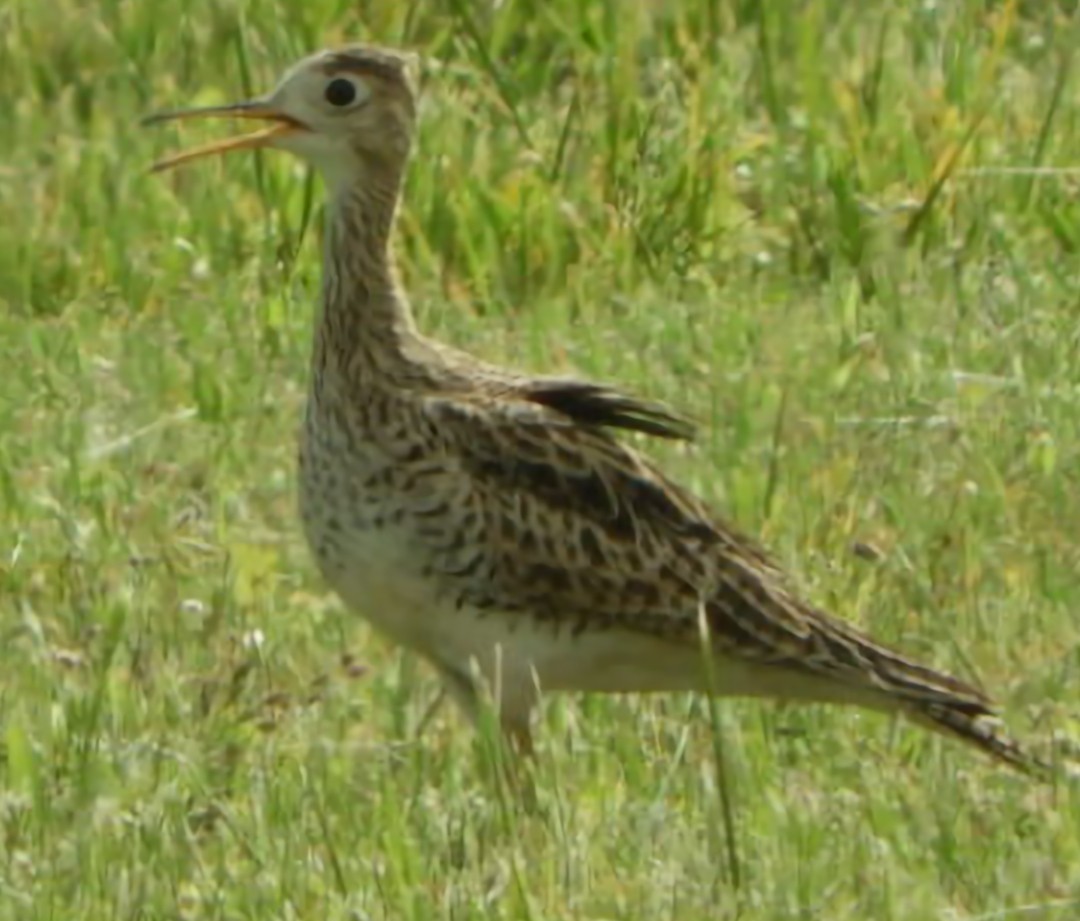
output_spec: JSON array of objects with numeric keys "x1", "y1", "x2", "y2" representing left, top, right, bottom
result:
[
  {"x1": 423, "y1": 609, "x2": 708, "y2": 700},
  {"x1": 297, "y1": 457, "x2": 440, "y2": 653},
  {"x1": 301, "y1": 503, "x2": 444, "y2": 649}
]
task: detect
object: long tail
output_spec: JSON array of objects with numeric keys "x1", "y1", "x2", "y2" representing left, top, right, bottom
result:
[
  {"x1": 714, "y1": 588, "x2": 1049, "y2": 774},
  {"x1": 697, "y1": 537, "x2": 1050, "y2": 773},
  {"x1": 902, "y1": 693, "x2": 1046, "y2": 775},
  {"x1": 800, "y1": 607, "x2": 1048, "y2": 775}
]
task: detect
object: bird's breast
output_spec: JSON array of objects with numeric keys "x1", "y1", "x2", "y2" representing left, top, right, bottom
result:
[{"x1": 296, "y1": 397, "x2": 459, "y2": 652}]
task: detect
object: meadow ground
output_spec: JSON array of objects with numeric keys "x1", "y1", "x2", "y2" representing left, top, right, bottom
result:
[{"x1": 2, "y1": 0, "x2": 1080, "y2": 917}]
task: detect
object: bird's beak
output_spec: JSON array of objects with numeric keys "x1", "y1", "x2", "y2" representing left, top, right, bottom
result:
[{"x1": 141, "y1": 100, "x2": 306, "y2": 173}]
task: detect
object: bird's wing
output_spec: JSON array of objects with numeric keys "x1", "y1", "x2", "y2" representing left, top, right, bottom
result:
[
  {"x1": 418, "y1": 389, "x2": 998, "y2": 704},
  {"x1": 409, "y1": 389, "x2": 1036, "y2": 773},
  {"x1": 419, "y1": 389, "x2": 814, "y2": 647},
  {"x1": 430, "y1": 341, "x2": 696, "y2": 441},
  {"x1": 516, "y1": 377, "x2": 696, "y2": 440}
]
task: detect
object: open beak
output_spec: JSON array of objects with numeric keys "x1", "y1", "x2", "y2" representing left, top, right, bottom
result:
[{"x1": 141, "y1": 100, "x2": 306, "y2": 173}]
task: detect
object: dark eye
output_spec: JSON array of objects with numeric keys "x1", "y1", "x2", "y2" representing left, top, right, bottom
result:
[{"x1": 325, "y1": 77, "x2": 357, "y2": 107}]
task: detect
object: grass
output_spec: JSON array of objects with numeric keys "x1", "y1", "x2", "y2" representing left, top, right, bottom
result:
[{"x1": 2, "y1": 0, "x2": 1079, "y2": 917}]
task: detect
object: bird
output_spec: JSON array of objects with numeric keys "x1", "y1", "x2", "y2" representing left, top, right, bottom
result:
[{"x1": 144, "y1": 44, "x2": 1043, "y2": 774}]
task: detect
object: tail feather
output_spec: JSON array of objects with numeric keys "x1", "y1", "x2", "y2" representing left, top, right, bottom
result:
[
  {"x1": 790, "y1": 606, "x2": 1047, "y2": 775},
  {"x1": 688, "y1": 531, "x2": 1048, "y2": 774},
  {"x1": 905, "y1": 697, "x2": 1047, "y2": 776}
]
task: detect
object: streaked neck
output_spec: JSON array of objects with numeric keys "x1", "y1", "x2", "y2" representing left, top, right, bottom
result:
[{"x1": 313, "y1": 165, "x2": 419, "y2": 380}]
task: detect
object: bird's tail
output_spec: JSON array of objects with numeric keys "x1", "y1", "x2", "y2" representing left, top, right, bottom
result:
[
  {"x1": 826, "y1": 622, "x2": 1046, "y2": 775},
  {"x1": 784, "y1": 606, "x2": 1048, "y2": 775},
  {"x1": 902, "y1": 694, "x2": 1045, "y2": 775},
  {"x1": 699, "y1": 556, "x2": 1049, "y2": 773}
]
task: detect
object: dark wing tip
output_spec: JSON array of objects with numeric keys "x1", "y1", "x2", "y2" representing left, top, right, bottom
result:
[{"x1": 524, "y1": 379, "x2": 696, "y2": 441}]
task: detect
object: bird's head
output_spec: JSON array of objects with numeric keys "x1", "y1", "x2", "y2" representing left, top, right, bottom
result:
[{"x1": 144, "y1": 45, "x2": 418, "y2": 187}]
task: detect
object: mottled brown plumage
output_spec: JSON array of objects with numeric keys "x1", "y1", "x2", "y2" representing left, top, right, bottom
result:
[{"x1": 147, "y1": 45, "x2": 1043, "y2": 774}]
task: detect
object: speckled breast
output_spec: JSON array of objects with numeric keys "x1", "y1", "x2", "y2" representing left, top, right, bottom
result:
[{"x1": 296, "y1": 397, "x2": 456, "y2": 653}]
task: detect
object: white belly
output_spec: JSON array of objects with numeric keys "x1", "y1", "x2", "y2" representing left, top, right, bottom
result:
[{"x1": 302, "y1": 502, "x2": 441, "y2": 647}]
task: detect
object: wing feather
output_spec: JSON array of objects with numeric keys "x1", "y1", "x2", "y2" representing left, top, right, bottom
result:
[
  {"x1": 410, "y1": 387, "x2": 1040, "y2": 771},
  {"x1": 418, "y1": 390, "x2": 993, "y2": 703},
  {"x1": 521, "y1": 378, "x2": 696, "y2": 440}
]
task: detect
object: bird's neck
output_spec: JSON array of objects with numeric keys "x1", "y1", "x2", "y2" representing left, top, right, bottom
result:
[{"x1": 313, "y1": 166, "x2": 421, "y2": 382}]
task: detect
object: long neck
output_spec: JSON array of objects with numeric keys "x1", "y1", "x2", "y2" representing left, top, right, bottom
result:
[{"x1": 313, "y1": 163, "x2": 420, "y2": 382}]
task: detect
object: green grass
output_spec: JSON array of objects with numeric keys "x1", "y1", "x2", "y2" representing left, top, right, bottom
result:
[{"x1": 2, "y1": 0, "x2": 1080, "y2": 917}]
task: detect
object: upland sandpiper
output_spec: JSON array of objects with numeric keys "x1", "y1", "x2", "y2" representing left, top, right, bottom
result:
[{"x1": 146, "y1": 45, "x2": 1041, "y2": 773}]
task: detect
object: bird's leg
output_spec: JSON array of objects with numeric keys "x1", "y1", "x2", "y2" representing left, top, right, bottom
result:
[
  {"x1": 436, "y1": 662, "x2": 538, "y2": 802},
  {"x1": 435, "y1": 661, "x2": 485, "y2": 728},
  {"x1": 436, "y1": 660, "x2": 537, "y2": 751},
  {"x1": 501, "y1": 713, "x2": 535, "y2": 759},
  {"x1": 493, "y1": 707, "x2": 538, "y2": 812},
  {"x1": 413, "y1": 685, "x2": 447, "y2": 740}
]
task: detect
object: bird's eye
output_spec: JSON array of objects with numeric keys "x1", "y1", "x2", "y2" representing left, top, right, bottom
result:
[{"x1": 325, "y1": 77, "x2": 358, "y2": 107}]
